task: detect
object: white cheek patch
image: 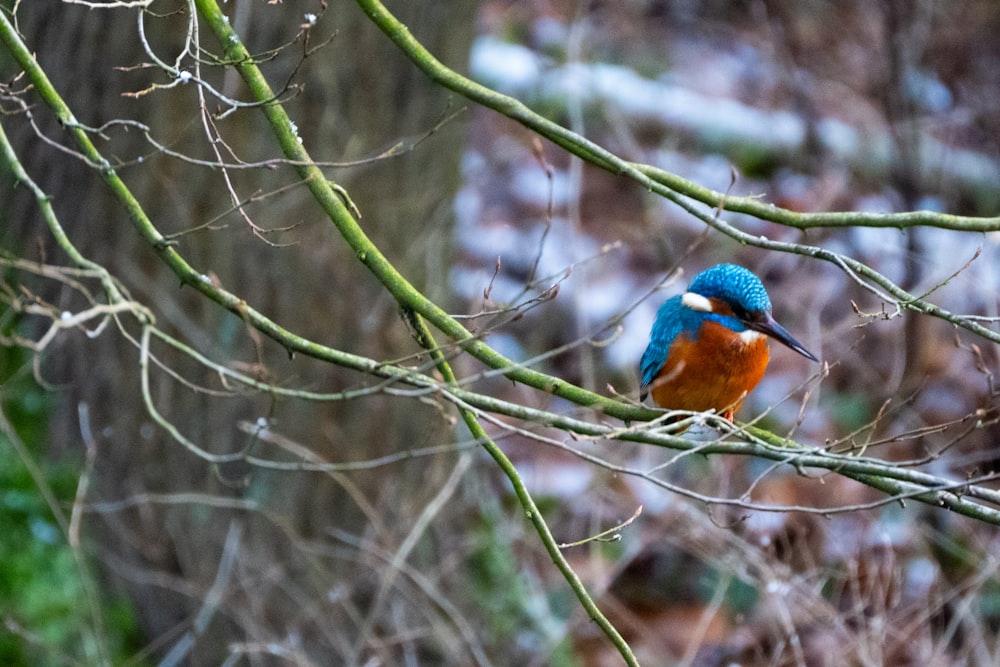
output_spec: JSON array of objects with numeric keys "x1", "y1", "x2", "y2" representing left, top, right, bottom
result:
[
  {"x1": 740, "y1": 330, "x2": 765, "y2": 344},
  {"x1": 681, "y1": 292, "x2": 713, "y2": 312}
]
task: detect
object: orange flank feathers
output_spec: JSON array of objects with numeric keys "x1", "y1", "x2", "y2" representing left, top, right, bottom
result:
[{"x1": 648, "y1": 321, "x2": 770, "y2": 420}]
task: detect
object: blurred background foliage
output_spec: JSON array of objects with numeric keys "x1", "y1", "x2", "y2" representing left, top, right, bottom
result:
[{"x1": 1, "y1": 0, "x2": 1000, "y2": 665}]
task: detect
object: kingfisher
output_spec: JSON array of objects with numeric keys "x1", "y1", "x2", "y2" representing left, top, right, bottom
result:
[{"x1": 640, "y1": 264, "x2": 818, "y2": 421}]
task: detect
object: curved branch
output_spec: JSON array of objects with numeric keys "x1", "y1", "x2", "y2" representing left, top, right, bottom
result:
[
  {"x1": 187, "y1": 0, "x2": 643, "y2": 421},
  {"x1": 352, "y1": 0, "x2": 1000, "y2": 350},
  {"x1": 355, "y1": 0, "x2": 999, "y2": 234}
]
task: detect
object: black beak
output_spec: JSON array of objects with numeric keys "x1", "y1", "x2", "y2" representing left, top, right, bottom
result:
[{"x1": 750, "y1": 312, "x2": 818, "y2": 362}]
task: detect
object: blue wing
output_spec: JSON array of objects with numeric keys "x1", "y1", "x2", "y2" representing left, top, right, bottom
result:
[{"x1": 639, "y1": 295, "x2": 687, "y2": 395}]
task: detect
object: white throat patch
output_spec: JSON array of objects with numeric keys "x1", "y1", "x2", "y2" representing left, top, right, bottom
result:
[{"x1": 681, "y1": 291, "x2": 713, "y2": 312}]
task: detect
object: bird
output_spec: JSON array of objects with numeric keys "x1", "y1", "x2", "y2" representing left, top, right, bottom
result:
[{"x1": 640, "y1": 264, "x2": 818, "y2": 421}]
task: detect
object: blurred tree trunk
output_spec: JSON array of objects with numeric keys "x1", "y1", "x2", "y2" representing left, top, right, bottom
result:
[{"x1": 2, "y1": 1, "x2": 477, "y2": 661}]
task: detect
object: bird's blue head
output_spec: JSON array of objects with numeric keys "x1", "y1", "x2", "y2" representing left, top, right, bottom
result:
[
  {"x1": 683, "y1": 263, "x2": 817, "y2": 361},
  {"x1": 687, "y1": 263, "x2": 771, "y2": 316}
]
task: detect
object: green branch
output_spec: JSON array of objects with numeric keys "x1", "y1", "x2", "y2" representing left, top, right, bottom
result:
[
  {"x1": 190, "y1": 0, "x2": 646, "y2": 423},
  {"x1": 245, "y1": 15, "x2": 652, "y2": 630},
  {"x1": 637, "y1": 165, "x2": 1000, "y2": 231},
  {"x1": 355, "y1": 0, "x2": 999, "y2": 234},
  {"x1": 150, "y1": 319, "x2": 1000, "y2": 527},
  {"x1": 405, "y1": 310, "x2": 639, "y2": 665}
]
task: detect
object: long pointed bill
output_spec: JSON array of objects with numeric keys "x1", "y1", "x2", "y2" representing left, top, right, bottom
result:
[{"x1": 752, "y1": 313, "x2": 818, "y2": 361}]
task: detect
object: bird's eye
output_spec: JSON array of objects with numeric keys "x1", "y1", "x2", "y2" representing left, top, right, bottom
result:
[
  {"x1": 730, "y1": 304, "x2": 750, "y2": 321},
  {"x1": 735, "y1": 305, "x2": 769, "y2": 325}
]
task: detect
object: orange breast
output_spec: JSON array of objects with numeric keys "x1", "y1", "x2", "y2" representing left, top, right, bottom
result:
[{"x1": 649, "y1": 320, "x2": 770, "y2": 416}]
